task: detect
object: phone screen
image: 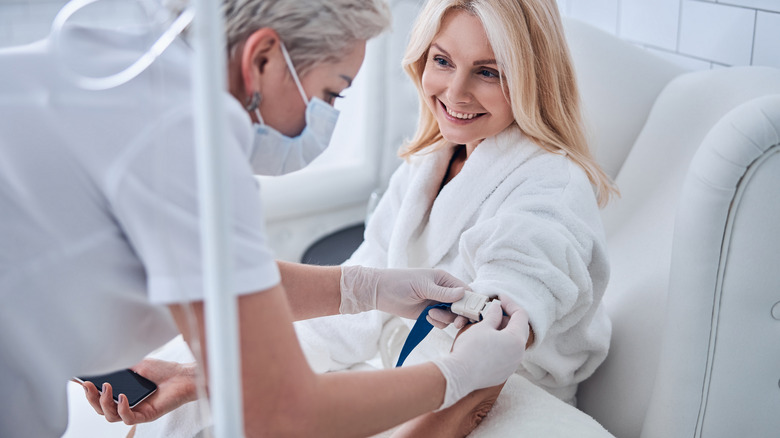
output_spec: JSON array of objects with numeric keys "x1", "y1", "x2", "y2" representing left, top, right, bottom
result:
[{"x1": 76, "y1": 369, "x2": 157, "y2": 408}]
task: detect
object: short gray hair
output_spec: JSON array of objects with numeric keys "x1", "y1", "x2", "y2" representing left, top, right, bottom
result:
[{"x1": 168, "y1": 0, "x2": 391, "y2": 77}]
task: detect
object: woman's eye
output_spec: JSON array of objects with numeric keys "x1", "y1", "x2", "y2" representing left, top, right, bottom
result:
[
  {"x1": 433, "y1": 56, "x2": 450, "y2": 67},
  {"x1": 479, "y1": 69, "x2": 499, "y2": 79}
]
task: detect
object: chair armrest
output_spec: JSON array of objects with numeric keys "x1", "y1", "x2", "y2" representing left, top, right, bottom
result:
[
  {"x1": 642, "y1": 94, "x2": 780, "y2": 438},
  {"x1": 578, "y1": 67, "x2": 780, "y2": 438}
]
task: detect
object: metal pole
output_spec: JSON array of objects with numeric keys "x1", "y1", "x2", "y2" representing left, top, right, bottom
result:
[{"x1": 191, "y1": 0, "x2": 245, "y2": 436}]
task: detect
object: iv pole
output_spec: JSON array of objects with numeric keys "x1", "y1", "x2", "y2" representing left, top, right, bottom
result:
[{"x1": 191, "y1": 0, "x2": 245, "y2": 436}]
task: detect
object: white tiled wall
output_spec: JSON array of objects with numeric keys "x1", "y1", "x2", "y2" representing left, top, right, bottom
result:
[
  {"x1": 557, "y1": 0, "x2": 780, "y2": 70},
  {"x1": 569, "y1": 0, "x2": 620, "y2": 34},
  {"x1": 621, "y1": 0, "x2": 681, "y2": 50},
  {"x1": 753, "y1": 10, "x2": 780, "y2": 68},
  {"x1": 679, "y1": 1, "x2": 756, "y2": 65}
]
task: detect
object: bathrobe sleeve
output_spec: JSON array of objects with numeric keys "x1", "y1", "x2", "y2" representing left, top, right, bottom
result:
[
  {"x1": 293, "y1": 162, "x2": 413, "y2": 372},
  {"x1": 457, "y1": 160, "x2": 611, "y2": 399}
]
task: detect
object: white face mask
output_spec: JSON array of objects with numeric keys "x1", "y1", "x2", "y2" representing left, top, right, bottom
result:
[{"x1": 249, "y1": 43, "x2": 340, "y2": 176}]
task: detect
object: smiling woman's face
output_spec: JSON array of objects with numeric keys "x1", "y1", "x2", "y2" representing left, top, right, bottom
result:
[{"x1": 421, "y1": 10, "x2": 515, "y2": 151}]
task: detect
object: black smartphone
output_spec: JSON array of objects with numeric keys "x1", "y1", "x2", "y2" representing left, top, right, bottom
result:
[{"x1": 75, "y1": 368, "x2": 157, "y2": 408}]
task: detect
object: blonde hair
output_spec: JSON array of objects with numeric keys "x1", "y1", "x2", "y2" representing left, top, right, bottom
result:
[{"x1": 401, "y1": 0, "x2": 617, "y2": 206}]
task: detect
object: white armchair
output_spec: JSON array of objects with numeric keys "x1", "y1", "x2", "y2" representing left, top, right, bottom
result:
[{"x1": 565, "y1": 19, "x2": 780, "y2": 438}]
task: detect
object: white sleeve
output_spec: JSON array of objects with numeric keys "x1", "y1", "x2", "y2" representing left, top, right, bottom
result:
[
  {"x1": 458, "y1": 191, "x2": 610, "y2": 392},
  {"x1": 107, "y1": 100, "x2": 280, "y2": 304}
]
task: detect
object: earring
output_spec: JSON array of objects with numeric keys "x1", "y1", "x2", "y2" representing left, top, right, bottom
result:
[{"x1": 245, "y1": 91, "x2": 262, "y2": 111}]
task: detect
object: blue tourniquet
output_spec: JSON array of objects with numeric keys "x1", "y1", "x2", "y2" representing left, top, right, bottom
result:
[
  {"x1": 395, "y1": 303, "x2": 452, "y2": 367},
  {"x1": 395, "y1": 301, "x2": 505, "y2": 367}
]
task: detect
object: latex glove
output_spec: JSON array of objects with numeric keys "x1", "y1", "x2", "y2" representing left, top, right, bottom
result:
[
  {"x1": 428, "y1": 307, "x2": 470, "y2": 330},
  {"x1": 339, "y1": 266, "x2": 467, "y2": 321},
  {"x1": 431, "y1": 297, "x2": 530, "y2": 409}
]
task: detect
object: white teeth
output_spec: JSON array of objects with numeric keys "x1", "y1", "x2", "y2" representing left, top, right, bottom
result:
[{"x1": 445, "y1": 106, "x2": 479, "y2": 120}]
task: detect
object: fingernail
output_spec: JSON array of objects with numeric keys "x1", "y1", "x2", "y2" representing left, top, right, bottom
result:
[{"x1": 102, "y1": 383, "x2": 107, "y2": 392}]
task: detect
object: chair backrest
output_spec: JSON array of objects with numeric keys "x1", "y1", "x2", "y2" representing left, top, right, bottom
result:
[
  {"x1": 563, "y1": 18, "x2": 683, "y2": 435},
  {"x1": 570, "y1": 22, "x2": 780, "y2": 436},
  {"x1": 563, "y1": 19, "x2": 684, "y2": 180}
]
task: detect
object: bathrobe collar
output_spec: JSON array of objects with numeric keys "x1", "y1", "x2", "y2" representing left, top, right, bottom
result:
[{"x1": 387, "y1": 125, "x2": 539, "y2": 268}]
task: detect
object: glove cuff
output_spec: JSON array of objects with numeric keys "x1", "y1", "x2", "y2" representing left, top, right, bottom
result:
[
  {"x1": 431, "y1": 358, "x2": 468, "y2": 410},
  {"x1": 339, "y1": 265, "x2": 378, "y2": 314}
]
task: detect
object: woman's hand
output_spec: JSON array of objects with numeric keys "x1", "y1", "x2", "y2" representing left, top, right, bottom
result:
[{"x1": 79, "y1": 358, "x2": 198, "y2": 425}]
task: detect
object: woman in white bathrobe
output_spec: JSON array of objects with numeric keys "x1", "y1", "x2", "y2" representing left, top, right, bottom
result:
[{"x1": 296, "y1": 0, "x2": 619, "y2": 436}]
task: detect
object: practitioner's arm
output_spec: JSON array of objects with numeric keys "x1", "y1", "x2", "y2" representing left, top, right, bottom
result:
[
  {"x1": 173, "y1": 285, "x2": 527, "y2": 437},
  {"x1": 277, "y1": 261, "x2": 467, "y2": 322},
  {"x1": 89, "y1": 286, "x2": 526, "y2": 436},
  {"x1": 276, "y1": 261, "x2": 342, "y2": 320},
  {"x1": 179, "y1": 286, "x2": 446, "y2": 437}
]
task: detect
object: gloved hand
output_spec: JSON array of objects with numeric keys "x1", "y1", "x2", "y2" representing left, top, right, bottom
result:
[
  {"x1": 339, "y1": 265, "x2": 467, "y2": 323},
  {"x1": 431, "y1": 296, "x2": 530, "y2": 409}
]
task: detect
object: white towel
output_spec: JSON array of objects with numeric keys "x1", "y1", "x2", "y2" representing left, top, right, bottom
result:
[
  {"x1": 370, "y1": 374, "x2": 615, "y2": 438},
  {"x1": 294, "y1": 310, "x2": 389, "y2": 373},
  {"x1": 135, "y1": 345, "x2": 616, "y2": 438}
]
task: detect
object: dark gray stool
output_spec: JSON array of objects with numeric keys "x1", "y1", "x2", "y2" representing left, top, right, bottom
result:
[{"x1": 300, "y1": 223, "x2": 365, "y2": 266}]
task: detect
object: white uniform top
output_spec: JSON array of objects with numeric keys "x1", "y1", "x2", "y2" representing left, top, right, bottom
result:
[{"x1": 0, "y1": 24, "x2": 280, "y2": 437}]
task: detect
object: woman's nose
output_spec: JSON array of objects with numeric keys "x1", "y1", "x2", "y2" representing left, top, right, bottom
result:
[{"x1": 445, "y1": 72, "x2": 472, "y2": 105}]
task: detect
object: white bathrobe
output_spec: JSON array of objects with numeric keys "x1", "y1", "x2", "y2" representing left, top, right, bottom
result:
[{"x1": 296, "y1": 125, "x2": 611, "y2": 404}]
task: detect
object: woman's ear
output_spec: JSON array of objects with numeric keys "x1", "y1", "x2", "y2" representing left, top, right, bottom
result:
[{"x1": 240, "y1": 28, "x2": 281, "y2": 97}]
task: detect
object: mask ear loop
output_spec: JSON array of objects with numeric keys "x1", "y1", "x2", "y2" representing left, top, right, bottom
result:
[
  {"x1": 246, "y1": 42, "x2": 302, "y2": 125},
  {"x1": 279, "y1": 42, "x2": 309, "y2": 105}
]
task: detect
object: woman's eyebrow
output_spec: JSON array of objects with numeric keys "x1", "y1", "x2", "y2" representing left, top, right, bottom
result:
[
  {"x1": 430, "y1": 43, "x2": 450, "y2": 57},
  {"x1": 431, "y1": 43, "x2": 495, "y2": 66},
  {"x1": 473, "y1": 58, "x2": 497, "y2": 66}
]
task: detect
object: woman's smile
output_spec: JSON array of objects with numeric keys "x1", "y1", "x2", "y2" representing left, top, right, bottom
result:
[{"x1": 439, "y1": 99, "x2": 487, "y2": 122}]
